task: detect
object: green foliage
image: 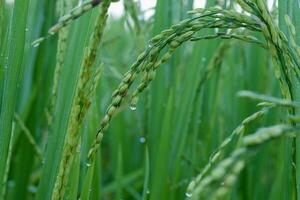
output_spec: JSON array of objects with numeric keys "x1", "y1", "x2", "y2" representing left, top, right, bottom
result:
[
  {"x1": 0, "y1": 0, "x2": 30, "y2": 198},
  {"x1": 0, "y1": 0, "x2": 300, "y2": 199}
]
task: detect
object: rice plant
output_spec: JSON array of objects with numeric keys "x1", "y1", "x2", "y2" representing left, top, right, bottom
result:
[{"x1": 0, "y1": 0, "x2": 300, "y2": 199}]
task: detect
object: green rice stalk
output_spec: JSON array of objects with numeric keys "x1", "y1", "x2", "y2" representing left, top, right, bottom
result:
[
  {"x1": 48, "y1": 0, "x2": 74, "y2": 125},
  {"x1": 278, "y1": 0, "x2": 300, "y2": 197},
  {"x1": 31, "y1": 0, "x2": 118, "y2": 46},
  {"x1": 0, "y1": 123, "x2": 14, "y2": 200},
  {"x1": 0, "y1": 0, "x2": 30, "y2": 197},
  {"x1": 285, "y1": 15, "x2": 300, "y2": 62},
  {"x1": 239, "y1": 0, "x2": 300, "y2": 100},
  {"x1": 238, "y1": 90, "x2": 300, "y2": 108},
  {"x1": 51, "y1": 1, "x2": 111, "y2": 199},
  {"x1": 194, "y1": 42, "x2": 229, "y2": 97},
  {"x1": 167, "y1": 42, "x2": 230, "y2": 192},
  {"x1": 14, "y1": 113, "x2": 43, "y2": 160}
]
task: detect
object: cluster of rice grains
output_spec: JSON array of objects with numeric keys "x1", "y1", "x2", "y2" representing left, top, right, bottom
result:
[
  {"x1": 87, "y1": 1, "x2": 265, "y2": 161},
  {"x1": 186, "y1": 105, "x2": 273, "y2": 196},
  {"x1": 187, "y1": 124, "x2": 296, "y2": 199}
]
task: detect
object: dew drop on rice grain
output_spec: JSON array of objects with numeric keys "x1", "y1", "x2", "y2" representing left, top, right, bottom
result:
[{"x1": 130, "y1": 105, "x2": 137, "y2": 111}]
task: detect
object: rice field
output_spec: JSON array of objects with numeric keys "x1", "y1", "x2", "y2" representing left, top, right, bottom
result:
[{"x1": 0, "y1": 0, "x2": 300, "y2": 199}]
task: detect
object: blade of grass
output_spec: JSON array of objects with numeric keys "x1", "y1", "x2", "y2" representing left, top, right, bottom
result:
[
  {"x1": 142, "y1": 146, "x2": 150, "y2": 200},
  {"x1": 63, "y1": 145, "x2": 81, "y2": 200},
  {"x1": 278, "y1": 0, "x2": 300, "y2": 198},
  {"x1": 80, "y1": 161, "x2": 95, "y2": 200},
  {"x1": 150, "y1": 91, "x2": 174, "y2": 200},
  {"x1": 0, "y1": 0, "x2": 30, "y2": 197},
  {"x1": 11, "y1": 0, "x2": 58, "y2": 198},
  {"x1": 100, "y1": 169, "x2": 143, "y2": 195},
  {"x1": 279, "y1": 0, "x2": 300, "y2": 199},
  {"x1": 35, "y1": 10, "x2": 97, "y2": 200}
]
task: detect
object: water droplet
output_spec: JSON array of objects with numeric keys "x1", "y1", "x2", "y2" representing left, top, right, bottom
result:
[
  {"x1": 220, "y1": 182, "x2": 225, "y2": 186},
  {"x1": 33, "y1": 42, "x2": 40, "y2": 48},
  {"x1": 86, "y1": 163, "x2": 91, "y2": 167},
  {"x1": 25, "y1": 28, "x2": 29, "y2": 32},
  {"x1": 185, "y1": 192, "x2": 192, "y2": 198},
  {"x1": 130, "y1": 96, "x2": 139, "y2": 110},
  {"x1": 130, "y1": 105, "x2": 137, "y2": 111},
  {"x1": 139, "y1": 136, "x2": 146, "y2": 143},
  {"x1": 146, "y1": 190, "x2": 150, "y2": 194}
]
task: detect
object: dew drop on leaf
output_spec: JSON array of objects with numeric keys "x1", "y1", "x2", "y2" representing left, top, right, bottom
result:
[{"x1": 139, "y1": 136, "x2": 146, "y2": 143}]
